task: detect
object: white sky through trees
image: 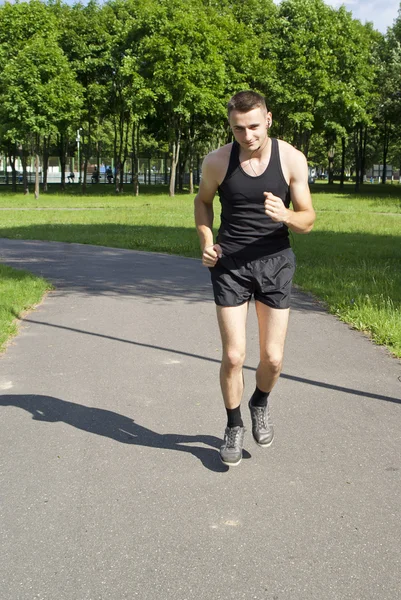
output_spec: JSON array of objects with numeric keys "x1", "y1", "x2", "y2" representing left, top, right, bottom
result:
[{"x1": 273, "y1": 0, "x2": 400, "y2": 33}]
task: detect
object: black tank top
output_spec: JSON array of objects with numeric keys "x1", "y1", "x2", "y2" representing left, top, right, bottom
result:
[{"x1": 217, "y1": 138, "x2": 291, "y2": 260}]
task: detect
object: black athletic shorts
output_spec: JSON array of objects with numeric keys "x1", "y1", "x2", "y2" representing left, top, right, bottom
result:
[{"x1": 209, "y1": 248, "x2": 296, "y2": 309}]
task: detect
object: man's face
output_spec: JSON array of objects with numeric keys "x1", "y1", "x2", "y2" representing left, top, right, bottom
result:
[{"x1": 229, "y1": 107, "x2": 271, "y2": 152}]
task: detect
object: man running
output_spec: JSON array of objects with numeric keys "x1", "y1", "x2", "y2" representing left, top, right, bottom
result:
[{"x1": 194, "y1": 91, "x2": 315, "y2": 466}]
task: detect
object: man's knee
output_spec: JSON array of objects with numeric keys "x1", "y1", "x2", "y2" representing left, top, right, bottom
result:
[
  {"x1": 222, "y1": 348, "x2": 246, "y2": 371},
  {"x1": 259, "y1": 350, "x2": 283, "y2": 376}
]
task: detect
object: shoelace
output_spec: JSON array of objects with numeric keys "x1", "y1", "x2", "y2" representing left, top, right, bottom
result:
[
  {"x1": 226, "y1": 428, "x2": 241, "y2": 448},
  {"x1": 254, "y1": 406, "x2": 268, "y2": 429}
]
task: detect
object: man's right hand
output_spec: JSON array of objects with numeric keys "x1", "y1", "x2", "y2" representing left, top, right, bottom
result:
[{"x1": 202, "y1": 244, "x2": 222, "y2": 267}]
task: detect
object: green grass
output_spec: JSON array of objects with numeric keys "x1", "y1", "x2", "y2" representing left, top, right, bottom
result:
[
  {"x1": 291, "y1": 213, "x2": 401, "y2": 356},
  {"x1": 0, "y1": 183, "x2": 400, "y2": 357},
  {"x1": 312, "y1": 190, "x2": 401, "y2": 214},
  {"x1": 0, "y1": 264, "x2": 52, "y2": 351},
  {"x1": 0, "y1": 183, "x2": 180, "y2": 207}
]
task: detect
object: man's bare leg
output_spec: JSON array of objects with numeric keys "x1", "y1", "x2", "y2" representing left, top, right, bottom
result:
[
  {"x1": 216, "y1": 303, "x2": 249, "y2": 466},
  {"x1": 255, "y1": 301, "x2": 290, "y2": 392},
  {"x1": 248, "y1": 301, "x2": 290, "y2": 446},
  {"x1": 216, "y1": 303, "x2": 249, "y2": 408}
]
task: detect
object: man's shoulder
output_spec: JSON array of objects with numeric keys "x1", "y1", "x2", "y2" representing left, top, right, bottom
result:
[
  {"x1": 277, "y1": 139, "x2": 305, "y2": 160},
  {"x1": 277, "y1": 139, "x2": 307, "y2": 173},
  {"x1": 202, "y1": 143, "x2": 233, "y2": 182},
  {"x1": 203, "y1": 143, "x2": 232, "y2": 165},
  {"x1": 276, "y1": 139, "x2": 308, "y2": 185}
]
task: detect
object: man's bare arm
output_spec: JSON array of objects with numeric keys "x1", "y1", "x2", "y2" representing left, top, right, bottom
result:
[
  {"x1": 264, "y1": 149, "x2": 315, "y2": 234},
  {"x1": 194, "y1": 155, "x2": 222, "y2": 266}
]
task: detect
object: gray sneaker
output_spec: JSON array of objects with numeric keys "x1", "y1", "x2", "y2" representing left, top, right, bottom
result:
[
  {"x1": 248, "y1": 401, "x2": 274, "y2": 447},
  {"x1": 220, "y1": 426, "x2": 245, "y2": 466}
]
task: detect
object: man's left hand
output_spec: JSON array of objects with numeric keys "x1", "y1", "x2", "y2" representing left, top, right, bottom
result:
[{"x1": 264, "y1": 192, "x2": 289, "y2": 223}]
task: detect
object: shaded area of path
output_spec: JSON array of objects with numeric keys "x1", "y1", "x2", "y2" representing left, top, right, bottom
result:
[
  {"x1": 0, "y1": 237, "x2": 400, "y2": 600},
  {"x1": 0, "y1": 393, "x2": 244, "y2": 473}
]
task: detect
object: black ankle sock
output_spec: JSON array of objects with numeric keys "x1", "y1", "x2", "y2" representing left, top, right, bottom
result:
[
  {"x1": 250, "y1": 386, "x2": 270, "y2": 408},
  {"x1": 226, "y1": 406, "x2": 243, "y2": 428}
]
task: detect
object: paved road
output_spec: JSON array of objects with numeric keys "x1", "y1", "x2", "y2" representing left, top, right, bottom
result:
[{"x1": 1, "y1": 238, "x2": 400, "y2": 600}]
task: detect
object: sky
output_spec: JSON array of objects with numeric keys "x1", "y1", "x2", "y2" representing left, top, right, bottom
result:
[{"x1": 274, "y1": 0, "x2": 400, "y2": 33}]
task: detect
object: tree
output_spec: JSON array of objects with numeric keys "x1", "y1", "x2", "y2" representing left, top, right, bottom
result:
[
  {"x1": 0, "y1": 0, "x2": 59, "y2": 191},
  {"x1": 138, "y1": 0, "x2": 227, "y2": 195},
  {"x1": 0, "y1": 32, "x2": 83, "y2": 197},
  {"x1": 57, "y1": 0, "x2": 111, "y2": 191},
  {"x1": 270, "y1": 0, "x2": 337, "y2": 152},
  {"x1": 376, "y1": 21, "x2": 401, "y2": 183}
]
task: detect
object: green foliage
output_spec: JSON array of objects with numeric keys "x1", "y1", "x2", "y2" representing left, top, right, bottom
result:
[
  {"x1": 0, "y1": 0, "x2": 399, "y2": 188},
  {"x1": 0, "y1": 33, "x2": 83, "y2": 143},
  {"x1": 0, "y1": 0, "x2": 56, "y2": 58}
]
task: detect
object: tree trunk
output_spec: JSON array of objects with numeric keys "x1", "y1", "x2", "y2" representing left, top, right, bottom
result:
[
  {"x1": 77, "y1": 132, "x2": 83, "y2": 187},
  {"x1": 119, "y1": 160, "x2": 125, "y2": 193},
  {"x1": 34, "y1": 153, "x2": 40, "y2": 199},
  {"x1": 359, "y1": 124, "x2": 364, "y2": 185},
  {"x1": 124, "y1": 119, "x2": 131, "y2": 191},
  {"x1": 4, "y1": 151, "x2": 9, "y2": 185},
  {"x1": 169, "y1": 128, "x2": 181, "y2": 197},
  {"x1": 83, "y1": 127, "x2": 89, "y2": 193},
  {"x1": 134, "y1": 122, "x2": 140, "y2": 196},
  {"x1": 169, "y1": 143, "x2": 176, "y2": 196},
  {"x1": 118, "y1": 118, "x2": 130, "y2": 193},
  {"x1": 196, "y1": 155, "x2": 200, "y2": 186},
  {"x1": 113, "y1": 111, "x2": 127, "y2": 194},
  {"x1": 96, "y1": 140, "x2": 100, "y2": 181},
  {"x1": 340, "y1": 137, "x2": 346, "y2": 188},
  {"x1": 382, "y1": 120, "x2": 391, "y2": 185},
  {"x1": 82, "y1": 106, "x2": 93, "y2": 194},
  {"x1": 83, "y1": 150, "x2": 88, "y2": 191},
  {"x1": 354, "y1": 127, "x2": 361, "y2": 192},
  {"x1": 179, "y1": 141, "x2": 190, "y2": 192},
  {"x1": 60, "y1": 133, "x2": 66, "y2": 190},
  {"x1": 113, "y1": 117, "x2": 118, "y2": 193},
  {"x1": 8, "y1": 145, "x2": 17, "y2": 191},
  {"x1": 328, "y1": 143, "x2": 334, "y2": 185},
  {"x1": 189, "y1": 151, "x2": 194, "y2": 194},
  {"x1": 361, "y1": 125, "x2": 367, "y2": 184},
  {"x1": 42, "y1": 136, "x2": 49, "y2": 192},
  {"x1": 131, "y1": 122, "x2": 138, "y2": 196},
  {"x1": 328, "y1": 158, "x2": 334, "y2": 185},
  {"x1": 19, "y1": 146, "x2": 29, "y2": 195}
]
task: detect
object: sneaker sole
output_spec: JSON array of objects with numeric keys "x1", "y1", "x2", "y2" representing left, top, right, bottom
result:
[
  {"x1": 254, "y1": 436, "x2": 274, "y2": 448},
  {"x1": 219, "y1": 454, "x2": 242, "y2": 466}
]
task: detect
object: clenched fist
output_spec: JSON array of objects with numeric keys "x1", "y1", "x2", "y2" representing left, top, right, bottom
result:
[
  {"x1": 202, "y1": 244, "x2": 222, "y2": 267},
  {"x1": 264, "y1": 192, "x2": 289, "y2": 223}
]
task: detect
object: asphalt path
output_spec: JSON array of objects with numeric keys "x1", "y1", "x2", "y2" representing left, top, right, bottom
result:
[{"x1": 1, "y1": 238, "x2": 400, "y2": 600}]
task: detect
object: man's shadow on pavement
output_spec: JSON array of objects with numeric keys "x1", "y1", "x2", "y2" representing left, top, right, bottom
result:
[{"x1": 0, "y1": 394, "x2": 251, "y2": 473}]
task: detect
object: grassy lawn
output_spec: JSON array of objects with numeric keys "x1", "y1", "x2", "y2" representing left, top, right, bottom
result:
[
  {"x1": 0, "y1": 183, "x2": 180, "y2": 208},
  {"x1": 0, "y1": 264, "x2": 52, "y2": 351},
  {"x1": 0, "y1": 182, "x2": 400, "y2": 357}
]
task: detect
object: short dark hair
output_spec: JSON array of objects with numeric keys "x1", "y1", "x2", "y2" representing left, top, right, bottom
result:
[{"x1": 227, "y1": 91, "x2": 267, "y2": 116}]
